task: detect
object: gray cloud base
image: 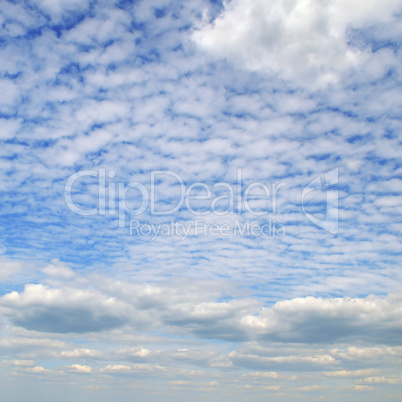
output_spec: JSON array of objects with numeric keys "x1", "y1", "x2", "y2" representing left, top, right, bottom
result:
[{"x1": 2, "y1": 281, "x2": 402, "y2": 345}]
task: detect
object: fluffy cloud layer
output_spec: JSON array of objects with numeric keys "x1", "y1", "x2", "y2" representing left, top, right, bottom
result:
[
  {"x1": 194, "y1": 0, "x2": 402, "y2": 85},
  {"x1": 0, "y1": 0, "x2": 400, "y2": 302},
  {"x1": 1, "y1": 275, "x2": 402, "y2": 400},
  {"x1": 2, "y1": 279, "x2": 402, "y2": 345}
]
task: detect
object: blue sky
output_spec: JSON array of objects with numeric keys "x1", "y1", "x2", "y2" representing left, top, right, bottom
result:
[{"x1": 0, "y1": 0, "x2": 402, "y2": 400}]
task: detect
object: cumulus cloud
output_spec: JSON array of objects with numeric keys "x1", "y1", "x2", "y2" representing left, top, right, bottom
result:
[
  {"x1": 2, "y1": 279, "x2": 402, "y2": 345},
  {"x1": 23, "y1": 366, "x2": 49, "y2": 374},
  {"x1": 0, "y1": 284, "x2": 130, "y2": 333},
  {"x1": 163, "y1": 298, "x2": 260, "y2": 341},
  {"x1": 66, "y1": 364, "x2": 92, "y2": 373},
  {"x1": 242, "y1": 293, "x2": 402, "y2": 344},
  {"x1": 193, "y1": 0, "x2": 402, "y2": 85}
]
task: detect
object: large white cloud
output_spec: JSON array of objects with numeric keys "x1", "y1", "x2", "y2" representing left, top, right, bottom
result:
[
  {"x1": 193, "y1": 0, "x2": 402, "y2": 85},
  {"x1": 242, "y1": 293, "x2": 402, "y2": 344},
  {"x1": 0, "y1": 284, "x2": 131, "y2": 333}
]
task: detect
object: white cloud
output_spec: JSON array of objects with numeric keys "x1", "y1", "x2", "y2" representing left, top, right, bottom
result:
[
  {"x1": 41, "y1": 259, "x2": 76, "y2": 280},
  {"x1": 345, "y1": 384, "x2": 374, "y2": 391},
  {"x1": 296, "y1": 385, "x2": 327, "y2": 391},
  {"x1": 193, "y1": 0, "x2": 402, "y2": 85},
  {"x1": 0, "y1": 337, "x2": 68, "y2": 351},
  {"x1": 242, "y1": 371, "x2": 280, "y2": 379},
  {"x1": 356, "y1": 376, "x2": 402, "y2": 385},
  {"x1": 0, "y1": 258, "x2": 25, "y2": 281},
  {"x1": 66, "y1": 364, "x2": 92, "y2": 373},
  {"x1": 324, "y1": 369, "x2": 379, "y2": 378},
  {"x1": 29, "y1": 0, "x2": 92, "y2": 21},
  {"x1": 229, "y1": 350, "x2": 337, "y2": 370},
  {"x1": 23, "y1": 366, "x2": 49, "y2": 374},
  {"x1": 0, "y1": 118, "x2": 22, "y2": 140},
  {"x1": 101, "y1": 364, "x2": 131, "y2": 373},
  {"x1": 60, "y1": 348, "x2": 103, "y2": 358},
  {"x1": 241, "y1": 293, "x2": 402, "y2": 343},
  {"x1": 130, "y1": 347, "x2": 150, "y2": 358},
  {"x1": 331, "y1": 346, "x2": 402, "y2": 361},
  {"x1": 11, "y1": 360, "x2": 35, "y2": 367},
  {"x1": 169, "y1": 380, "x2": 189, "y2": 386},
  {"x1": 0, "y1": 284, "x2": 131, "y2": 333}
]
